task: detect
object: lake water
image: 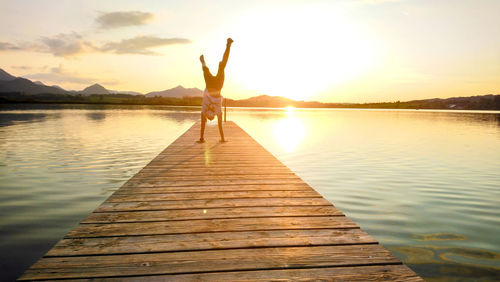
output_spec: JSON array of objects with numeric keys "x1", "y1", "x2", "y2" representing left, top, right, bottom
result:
[{"x1": 1, "y1": 104, "x2": 499, "y2": 281}]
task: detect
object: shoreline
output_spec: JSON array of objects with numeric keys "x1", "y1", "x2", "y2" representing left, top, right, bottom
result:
[{"x1": 2, "y1": 98, "x2": 500, "y2": 112}]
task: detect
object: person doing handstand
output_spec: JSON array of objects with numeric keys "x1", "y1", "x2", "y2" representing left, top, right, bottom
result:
[{"x1": 199, "y1": 37, "x2": 233, "y2": 143}]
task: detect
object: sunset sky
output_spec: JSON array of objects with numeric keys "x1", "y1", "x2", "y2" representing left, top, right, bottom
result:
[{"x1": 1, "y1": 0, "x2": 499, "y2": 102}]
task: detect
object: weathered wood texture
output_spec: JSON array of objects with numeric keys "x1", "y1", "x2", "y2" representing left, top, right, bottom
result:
[{"x1": 20, "y1": 121, "x2": 422, "y2": 281}]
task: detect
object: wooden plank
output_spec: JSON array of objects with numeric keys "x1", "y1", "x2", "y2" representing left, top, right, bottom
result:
[
  {"x1": 139, "y1": 163, "x2": 286, "y2": 168},
  {"x1": 149, "y1": 154, "x2": 279, "y2": 159},
  {"x1": 134, "y1": 168, "x2": 295, "y2": 177},
  {"x1": 146, "y1": 159, "x2": 282, "y2": 165},
  {"x1": 82, "y1": 206, "x2": 344, "y2": 223},
  {"x1": 20, "y1": 245, "x2": 401, "y2": 280},
  {"x1": 145, "y1": 160, "x2": 281, "y2": 165},
  {"x1": 117, "y1": 183, "x2": 313, "y2": 193},
  {"x1": 126, "y1": 174, "x2": 301, "y2": 181},
  {"x1": 122, "y1": 179, "x2": 307, "y2": 188},
  {"x1": 67, "y1": 216, "x2": 358, "y2": 238},
  {"x1": 138, "y1": 164, "x2": 287, "y2": 170},
  {"x1": 137, "y1": 165, "x2": 292, "y2": 171},
  {"x1": 159, "y1": 148, "x2": 273, "y2": 154},
  {"x1": 150, "y1": 154, "x2": 280, "y2": 159},
  {"x1": 107, "y1": 190, "x2": 322, "y2": 202},
  {"x1": 60, "y1": 265, "x2": 423, "y2": 281},
  {"x1": 47, "y1": 229, "x2": 376, "y2": 256},
  {"x1": 95, "y1": 197, "x2": 334, "y2": 212}
]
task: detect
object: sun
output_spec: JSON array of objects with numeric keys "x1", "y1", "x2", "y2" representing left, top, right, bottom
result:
[{"x1": 209, "y1": 4, "x2": 378, "y2": 101}]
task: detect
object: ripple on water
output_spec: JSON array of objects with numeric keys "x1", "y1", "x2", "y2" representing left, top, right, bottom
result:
[{"x1": 414, "y1": 233, "x2": 467, "y2": 241}]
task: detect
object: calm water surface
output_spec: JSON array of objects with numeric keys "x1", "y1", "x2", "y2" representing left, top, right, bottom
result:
[{"x1": 1, "y1": 104, "x2": 499, "y2": 281}]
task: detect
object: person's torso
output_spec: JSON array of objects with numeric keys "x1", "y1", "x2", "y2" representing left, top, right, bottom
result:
[{"x1": 205, "y1": 73, "x2": 224, "y2": 97}]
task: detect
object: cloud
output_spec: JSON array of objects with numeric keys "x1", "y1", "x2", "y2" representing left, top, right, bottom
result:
[
  {"x1": 11, "y1": 65, "x2": 32, "y2": 70},
  {"x1": 99, "y1": 35, "x2": 191, "y2": 55},
  {"x1": 50, "y1": 65, "x2": 64, "y2": 74},
  {"x1": 96, "y1": 11, "x2": 153, "y2": 29},
  {"x1": 0, "y1": 33, "x2": 190, "y2": 57},
  {"x1": 11, "y1": 65, "x2": 48, "y2": 73},
  {"x1": 39, "y1": 32, "x2": 96, "y2": 57},
  {"x1": 0, "y1": 42, "x2": 21, "y2": 50},
  {"x1": 23, "y1": 64, "x2": 120, "y2": 88}
]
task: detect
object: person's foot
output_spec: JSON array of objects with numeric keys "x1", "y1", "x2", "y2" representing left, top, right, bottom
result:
[
  {"x1": 227, "y1": 38, "x2": 233, "y2": 45},
  {"x1": 199, "y1": 55, "x2": 205, "y2": 63},
  {"x1": 197, "y1": 138, "x2": 205, "y2": 143},
  {"x1": 220, "y1": 139, "x2": 228, "y2": 143}
]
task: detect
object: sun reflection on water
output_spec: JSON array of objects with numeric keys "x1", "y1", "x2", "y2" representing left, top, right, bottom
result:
[{"x1": 273, "y1": 108, "x2": 306, "y2": 153}]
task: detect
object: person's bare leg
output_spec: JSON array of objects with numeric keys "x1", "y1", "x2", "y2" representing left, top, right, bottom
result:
[
  {"x1": 199, "y1": 112, "x2": 207, "y2": 143},
  {"x1": 217, "y1": 113, "x2": 226, "y2": 142},
  {"x1": 219, "y1": 38, "x2": 233, "y2": 71},
  {"x1": 200, "y1": 55, "x2": 207, "y2": 68}
]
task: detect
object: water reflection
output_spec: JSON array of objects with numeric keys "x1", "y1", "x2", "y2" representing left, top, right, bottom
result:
[
  {"x1": 85, "y1": 112, "x2": 106, "y2": 122},
  {"x1": 0, "y1": 113, "x2": 47, "y2": 127},
  {"x1": 272, "y1": 108, "x2": 306, "y2": 153}
]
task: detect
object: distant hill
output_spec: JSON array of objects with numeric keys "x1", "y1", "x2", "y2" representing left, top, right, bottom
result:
[
  {"x1": 0, "y1": 77, "x2": 68, "y2": 95},
  {"x1": 80, "y1": 83, "x2": 110, "y2": 95},
  {"x1": 224, "y1": 94, "x2": 500, "y2": 110},
  {"x1": 0, "y1": 69, "x2": 68, "y2": 95},
  {"x1": 79, "y1": 84, "x2": 144, "y2": 96},
  {"x1": 108, "y1": 89, "x2": 143, "y2": 95},
  {"x1": 231, "y1": 95, "x2": 298, "y2": 107},
  {"x1": 34, "y1": 80, "x2": 66, "y2": 91},
  {"x1": 0, "y1": 68, "x2": 17, "y2": 81},
  {"x1": 52, "y1": 85, "x2": 65, "y2": 91},
  {"x1": 226, "y1": 95, "x2": 333, "y2": 108},
  {"x1": 146, "y1": 85, "x2": 203, "y2": 98}
]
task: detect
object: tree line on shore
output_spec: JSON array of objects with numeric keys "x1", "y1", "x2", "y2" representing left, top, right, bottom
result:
[{"x1": 1, "y1": 92, "x2": 499, "y2": 111}]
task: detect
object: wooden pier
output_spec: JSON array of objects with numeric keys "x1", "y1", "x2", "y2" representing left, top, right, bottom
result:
[{"x1": 20, "y1": 121, "x2": 422, "y2": 281}]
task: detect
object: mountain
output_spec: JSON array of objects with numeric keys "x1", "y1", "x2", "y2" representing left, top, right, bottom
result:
[
  {"x1": 34, "y1": 81, "x2": 67, "y2": 91},
  {"x1": 52, "y1": 85, "x2": 65, "y2": 91},
  {"x1": 78, "y1": 84, "x2": 142, "y2": 95},
  {"x1": 0, "y1": 77, "x2": 68, "y2": 95},
  {"x1": 239, "y1": 95, "x2": 296, "y2": 106},
  {"x1": 27, "y1": 80, "x2": 67, "y2": 92},
  {"x1": 0, "y1": 69, "x2": 67, "y2": 95},
  {"x1": 146, "y1": 85, "x2": 203, "y2": 98},
  {"x1": 109, "y1": 89, "x2": 143, "y2": 95},
  {"x1": 226, "y1": 95, "x2": 329, "y2": 108},
  {"x1": 80, "y1": 83, "x2": 110, "y2": 95},
  {"x1": 0, "y1": 68, "x2": 17, "y2": 81}
]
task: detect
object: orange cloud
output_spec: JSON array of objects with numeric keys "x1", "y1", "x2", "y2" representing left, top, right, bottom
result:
[{"x1": 95, "y1": 11, "x2": 154, "y2": 29}]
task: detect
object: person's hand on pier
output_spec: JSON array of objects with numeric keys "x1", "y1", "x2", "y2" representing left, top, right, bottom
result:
[{"x1": 227, "y1": 38, "x2": 233, "y2": 46}]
